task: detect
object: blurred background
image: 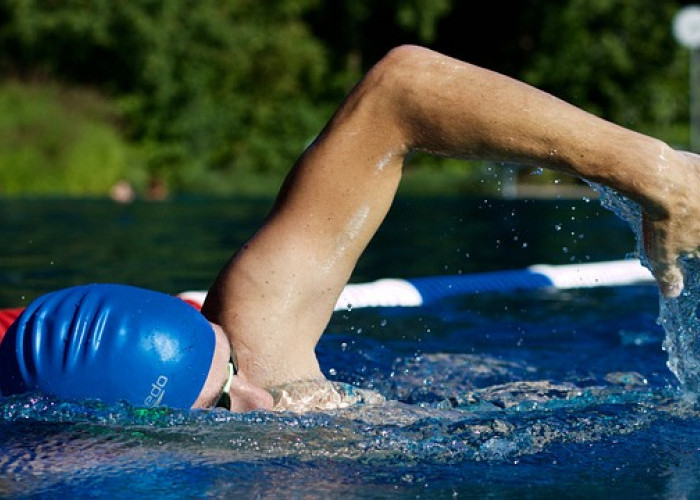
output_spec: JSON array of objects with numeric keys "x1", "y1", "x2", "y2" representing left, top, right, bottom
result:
[{"x1": 0, "y1": 0, "x2": 695, "y2": 198}]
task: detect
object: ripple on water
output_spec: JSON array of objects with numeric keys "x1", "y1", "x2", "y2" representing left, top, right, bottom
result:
[
  {"x1": 0, "y1": 373, "x2": 698, "y2": 497},
  {"x1": 590, "y1": 182, "x2": 700, "y2": 401}
]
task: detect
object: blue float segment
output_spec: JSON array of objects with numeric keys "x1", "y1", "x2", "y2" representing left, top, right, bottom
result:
[
  {"x1": 180, "y1": 260, "x2": 655, "y2": 312},
  {"x1": 408, "y1": 270, "x2": 555, "y2": 305}
]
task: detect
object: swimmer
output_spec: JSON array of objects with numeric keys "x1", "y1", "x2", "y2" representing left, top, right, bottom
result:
[{"x1": 2, "y1": 45, "x2": 699, "y2": 411}]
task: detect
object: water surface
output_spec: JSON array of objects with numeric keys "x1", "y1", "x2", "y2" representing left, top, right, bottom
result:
[{"x1": 1, "y1": 196, "x2": 698, "y2": 498}]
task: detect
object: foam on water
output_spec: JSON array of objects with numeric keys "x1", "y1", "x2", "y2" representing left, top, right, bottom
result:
[
  {"x1": 1, "y1": 376, "x2": 698, "y2": 498},
  {"x1": 0, "y1": 381, "x2": 688, "y2": 454},
  {"x1": 2, "y1": 196, "x2": 700, "y2": 496},
  {"x1": 588, "y1": 182, "x2": 700, "y2": 401}
]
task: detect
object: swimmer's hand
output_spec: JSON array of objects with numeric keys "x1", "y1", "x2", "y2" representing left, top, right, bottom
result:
[
  {"x1": 642, "y1": 150, "x2": 700, "y2": 298},
  {"x1": 269, "y1": 380, "x2": 386, "y2": 412}
]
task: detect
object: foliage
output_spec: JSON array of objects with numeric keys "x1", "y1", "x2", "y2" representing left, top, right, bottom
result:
[
  {"x1": 521, "y1": 0, "x2": 688, "y2": 144},
  {"x1": 0, "y1": 0, "x2": 331, "y2": 192},
  {"x1": 0, "y1": 0, "x2": 694, "y2": 195},
  {"x1": 0, "y1": 82, "x2": 136, "y2": 195},
  {"x1": 304, "y1": 0, "x2": 452, "y2": 74}
]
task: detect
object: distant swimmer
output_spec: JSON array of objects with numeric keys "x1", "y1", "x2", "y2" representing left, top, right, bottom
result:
[{"x1": 2, "y1": 46, "x2": 699, "y2": 411}]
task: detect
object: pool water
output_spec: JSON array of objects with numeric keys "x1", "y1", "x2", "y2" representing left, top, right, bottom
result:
[{"x1": 1, "y1": 195, "x2": 699, "y2": 498}]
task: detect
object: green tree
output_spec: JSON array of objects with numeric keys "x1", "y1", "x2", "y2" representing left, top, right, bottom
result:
[
  {"x1": 0, "y1": 0, "x2": 332, "y2": 192},
  {"x1": 0, "y1": 0, "x2": 693, "y2": 195},
  {"x1": 0, "y1": 82, "x2": 134, "y2": 195},
  {"x1": 305, "y1": 0, "x2": 452, "y2": 77},
  {"x1": 521, "y1": 0, "x2": 688, "y2": 145}
]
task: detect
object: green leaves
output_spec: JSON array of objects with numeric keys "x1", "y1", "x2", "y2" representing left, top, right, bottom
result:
[
  {"x1": 0, "y1": 0, "x2": 332, "y2": 193},
  {"x1": 523, "y1": 0, "x2": 687, "y2": 142},
  {"x1": 0, "y1": 0, "x2": 693, "y2": 195},
  {"x1": 0, "y1": 83, "x2": 135, "y2": 195}
]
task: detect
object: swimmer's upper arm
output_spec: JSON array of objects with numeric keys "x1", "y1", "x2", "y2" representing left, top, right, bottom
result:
[
  {"x1": 203, "y1": 55, "x2": 412, "y2": 388},
  {"x1": 203, "y1": 152, "x2": 404, "y2": 388},
  {"x1": 204, "y1": 119, "x2": 408, "y2": 389}
]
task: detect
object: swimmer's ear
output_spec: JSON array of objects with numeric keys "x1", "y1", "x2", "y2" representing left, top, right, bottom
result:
[{"x1": 227, "y1": 375, "x2": 274, "y2": 412}]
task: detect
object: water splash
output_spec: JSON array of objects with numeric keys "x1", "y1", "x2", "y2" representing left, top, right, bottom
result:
[
  {"x1": 587, "y1": 182, "x2": 700, "y2": 401},
  {"x1": 659, "y1": 259, "x2": 700, "y2": 401},
  {"x1": 0, "y1": 383, "x2": 685, "y2": 464},
  {"x1": 1, "y1": 371, "x2": 698, "y2": 496}
]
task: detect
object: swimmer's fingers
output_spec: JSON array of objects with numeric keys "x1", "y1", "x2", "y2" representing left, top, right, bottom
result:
[
  {"x1": 642, "y1": 215, "x2": 684, "y2": 298},
  {"x1": 651, "y1": 260, "x2": 684, "y2": 299}
]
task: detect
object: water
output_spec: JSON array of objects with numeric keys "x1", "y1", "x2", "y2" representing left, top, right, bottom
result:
[
  {"x1": 591, "y1": 183, "x2": 700, "y2": 401},
  {"x1": 1, "y1": 195, "x2": 699, "y2": 498}
]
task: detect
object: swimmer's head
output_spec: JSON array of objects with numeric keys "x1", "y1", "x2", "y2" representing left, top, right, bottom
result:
[{"x1": 0, "y1": 284, "x2": 230, "y2": 408}]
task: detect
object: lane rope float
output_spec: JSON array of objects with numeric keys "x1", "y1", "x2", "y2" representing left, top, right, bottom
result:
[{"x1": 177, "y1": 259, "x2": 654, "y2": 312}]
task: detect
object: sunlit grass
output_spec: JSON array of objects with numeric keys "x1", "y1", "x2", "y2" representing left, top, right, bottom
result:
[{"x1": 0, "y1": 83, "x2": 140, "y2": 196}]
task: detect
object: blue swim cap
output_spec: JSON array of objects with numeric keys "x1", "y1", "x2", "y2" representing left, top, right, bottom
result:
[{"x1": 0, "y1": 284, "x2": 215, "y2": 408}]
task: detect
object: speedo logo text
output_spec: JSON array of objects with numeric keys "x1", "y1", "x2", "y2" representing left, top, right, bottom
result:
[{"x1": 144, "y1": 375, "x2": 168, "y2": 407}]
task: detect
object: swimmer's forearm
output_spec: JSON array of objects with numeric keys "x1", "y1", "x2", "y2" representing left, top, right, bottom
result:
[
  {"x1": 373, "y1": 47, "x2": 670, "y2": 215},
  {"x1": 370, "y1": 47, "x2": 694, "y2": 295}
]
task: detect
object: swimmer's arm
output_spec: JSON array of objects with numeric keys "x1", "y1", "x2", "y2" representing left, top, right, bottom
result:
[
  {"x1": 203, "y1": 118, "x2": 405, "y2": 389},
  {"x1": 204, "y1": 46, "x2": 699, "y2": 389}
]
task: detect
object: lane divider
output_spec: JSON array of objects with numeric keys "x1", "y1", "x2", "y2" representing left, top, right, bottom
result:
[{"x1": 177, "y1": 259, "x2": 654, "y2": 312}]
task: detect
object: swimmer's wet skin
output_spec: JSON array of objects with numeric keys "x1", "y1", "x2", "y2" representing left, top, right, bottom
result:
[{"x1": 0, "y1": 284, "x2": 221, "y2": 408}]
